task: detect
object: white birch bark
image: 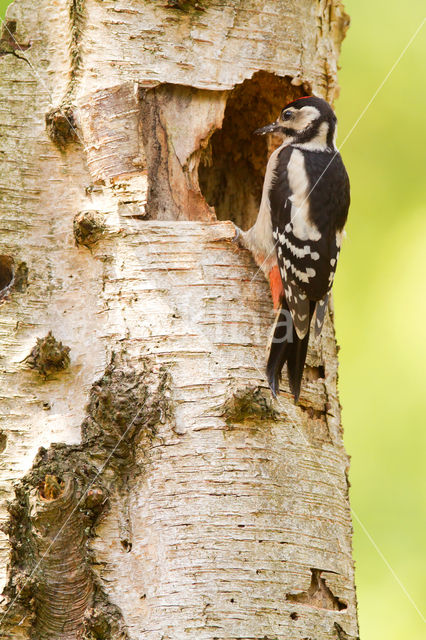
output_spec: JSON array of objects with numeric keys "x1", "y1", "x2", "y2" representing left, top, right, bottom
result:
[{"x1": 0, "y1": 1, "x2": 358, "y2": 639}]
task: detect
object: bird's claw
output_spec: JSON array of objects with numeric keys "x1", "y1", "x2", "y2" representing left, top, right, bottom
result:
[{"x1": 232, "y1": 225, "x2": 246, "y2": 249}]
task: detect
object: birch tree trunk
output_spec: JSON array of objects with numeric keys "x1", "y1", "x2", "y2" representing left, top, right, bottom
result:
[{"x1": 0, "y1": 1, "x2": 359, "y2": 639}]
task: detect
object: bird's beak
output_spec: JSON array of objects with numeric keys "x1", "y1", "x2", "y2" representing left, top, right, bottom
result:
[{"x1": 254, "y1": 120, "x2": 280, "y2": 135}]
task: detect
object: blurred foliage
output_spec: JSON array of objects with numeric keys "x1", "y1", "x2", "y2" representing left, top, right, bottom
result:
[
  {"x1": 0, "y1": 0, "x2": 425, "y2": 638},
  {"x1": 336, "y1": 2, "x2": 426, "y2": 639}
]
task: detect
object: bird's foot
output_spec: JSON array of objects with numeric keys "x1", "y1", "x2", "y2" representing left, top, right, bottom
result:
[{"x1": 232, "y1": 224, "x2": 243, "y2": 245}]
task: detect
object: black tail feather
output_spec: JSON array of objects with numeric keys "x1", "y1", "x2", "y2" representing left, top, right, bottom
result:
[
  {"x1": 266, "y1": 300, "x2": 315, "y2": 402},
  {"x1": 286, "y1": 323, "x2": 311, "y2": 402}
]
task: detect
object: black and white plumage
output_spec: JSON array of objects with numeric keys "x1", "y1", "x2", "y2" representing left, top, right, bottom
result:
[{"x1": 236, "y1": 96, "x2": 350, "y2": 402}]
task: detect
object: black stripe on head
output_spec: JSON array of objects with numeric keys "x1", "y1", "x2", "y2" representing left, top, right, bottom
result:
[
  {"x1": 292, "y1": 118, "x2": 321, "y2": 144},
  {"x1": 326, "y1": 124, "x2": 335, "y2": 149},
  {"x1": 274, "y1": 120, "x2": 327, "y2": 146},
  {"x1": 277, "y1": 126, "x2": 297, "y2": 136}
]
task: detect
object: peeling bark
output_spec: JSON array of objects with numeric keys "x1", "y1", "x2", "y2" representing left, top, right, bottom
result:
[{"x1": 0, "y1": 0, "x2": 357, "y2": 639}]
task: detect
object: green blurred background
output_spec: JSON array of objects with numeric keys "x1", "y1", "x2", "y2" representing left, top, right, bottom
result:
[
  {"x1": 336, "y1": 2, "x2": 425, "y2": 639},
  {"x1": 1, "y1": 0, "x2": 425, "y2": 638}
]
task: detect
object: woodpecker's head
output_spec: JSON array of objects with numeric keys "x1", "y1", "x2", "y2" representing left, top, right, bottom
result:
[{"x1": 255, "y1": 96, "x2": 337, "y2": 149}]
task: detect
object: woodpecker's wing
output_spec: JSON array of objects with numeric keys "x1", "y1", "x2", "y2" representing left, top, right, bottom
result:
[{"x1": 302, "y1": 148, "x2": 349, "y2": 296}]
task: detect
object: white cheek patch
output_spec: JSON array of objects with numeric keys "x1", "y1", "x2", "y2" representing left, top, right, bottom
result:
[
  {"x1": 287, "y1": 149, "x2": 321, "y2": 242},
  {"x1": 294, "y1": 105, "x2": 321, "y2": 130}
]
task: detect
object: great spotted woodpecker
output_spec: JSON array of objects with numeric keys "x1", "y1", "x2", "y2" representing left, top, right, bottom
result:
[{"x1": 235, "y1": 96, "x2": 350, "y2": 402}]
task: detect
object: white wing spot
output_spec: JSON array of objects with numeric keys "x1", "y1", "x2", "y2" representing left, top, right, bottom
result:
[
  {"x1": 330, "y1": 258, "x2": 336, "y2": 267},
  {"x1": 282, "y1": 236, "x2": 309, "y2": 258}
]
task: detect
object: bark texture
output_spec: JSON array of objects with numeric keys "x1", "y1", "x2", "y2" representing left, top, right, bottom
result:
[{"x1": 0, "y1": 1, "x2": 358, "y2": 639}]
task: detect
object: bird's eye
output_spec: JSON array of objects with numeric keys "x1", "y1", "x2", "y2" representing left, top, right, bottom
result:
[{"x1": 282, "y1": 110, "x2": 293, "y2": 120}]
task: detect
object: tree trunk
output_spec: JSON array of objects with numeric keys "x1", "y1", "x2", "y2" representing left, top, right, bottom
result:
[{"x1": 0, "y1": 1, "x2": 358, "y2": 639}]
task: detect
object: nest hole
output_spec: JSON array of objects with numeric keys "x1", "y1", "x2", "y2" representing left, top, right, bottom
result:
[
  {"x1": 39, "y1": 474, "x2": 65, "y2": 501},
  {"x1": 199, "y1": 72, "x2": 309, "y2": 229}
]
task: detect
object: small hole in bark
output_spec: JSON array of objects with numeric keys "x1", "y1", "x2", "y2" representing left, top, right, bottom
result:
[
  {"x1": 0, "y1": 20, "x2": 31, "y2": 55},
  {"x1": 304, "y1": 365, "x2": 325, "y2": 382},
  {"x1": 300, "y1": 406, "x2": 325, "y2": 421},
  {"x1": 74, "y1": 210, "x2": 106, "y2": 247},
  {"x1": 290, "y1": 612, "x2": 299, "y2": 620},
  {"x1": 230, "y1": 598, "x2": 235, "y2": 603},
  {"x1": 199, "y1": 72, "x2": 308, "y2": 229},
  {"x1": 0, "y1": 254, "x2": 14, "y2": 300},
  {"x1": 121, "y1": 539, "x2": 132, "y2": 552},
  {"x1": 0, "y1": 431, "x2": 7, "y2": 453},
  {"x1": 39, "y1": 475, "x2": 65, "y2": 501},
  {"x1": 46, "y1": 105, "x2": 79, "y2": 148}
]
